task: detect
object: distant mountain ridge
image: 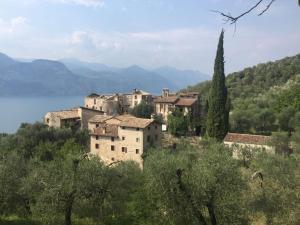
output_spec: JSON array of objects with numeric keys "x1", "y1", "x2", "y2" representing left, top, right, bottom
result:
[
  {"x1": 60, "y1": 58, "x2": 211, "y2": 89},
  {"x1": 0, "y1": 52, "x2": 210, "y2": 96}
]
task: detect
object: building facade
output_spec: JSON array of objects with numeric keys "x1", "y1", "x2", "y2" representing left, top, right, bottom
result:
[
  {"x1": 84, "y1": 89, "x2": 152, "y2": 115},
  {"x1": 224, "y1": 133, "x2": 275, "y2": 158},
  {"x1": 89, "y1": 114, "x2": 162, "y2": 167},
  {"x1": 45, "y1": 107, "x2": 104, "y2": 130},
  {"x1": 154, "y1": 89, "x2": 200, "y2": 122}
]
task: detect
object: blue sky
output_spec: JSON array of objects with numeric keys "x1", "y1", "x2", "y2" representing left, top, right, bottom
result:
[{"x1": 0, "y1": 0, "x2": 299, "y2": 74}]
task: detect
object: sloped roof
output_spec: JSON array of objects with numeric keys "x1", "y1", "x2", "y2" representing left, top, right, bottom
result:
[
  {"x1": 153, "y1": 96, "x2": 179, "y2": 104},
  {"x1": 120, "y1": 118, "x2": 154, "y2": 129},
  {"x1": 87, "y1": 93, "x2": 100, "y2": 98},
  {"x1": 112, "y1": 114, "x2": 154, "y2": 128},
  {"x1": 224, "y1": 133, "x2": 272, "y2": 145},
  {"x1": 175, "y1": 98, "x2": 197, "y2": 107},
  {"x1": 89, "y1": 115, "x2": 113, "y2": 123},
  {"x1": 46, "y1": 108, "x2": 80, "y2": 120}
]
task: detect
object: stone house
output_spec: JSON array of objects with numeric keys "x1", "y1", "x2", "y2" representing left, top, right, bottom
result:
[
  {"x1": 224, "y1": 133, "x2": 274, "y2": 158},
  {"x1": 89, "y1": 114, "x2": 162, "y2": 167},
  {"x1": 154, "y1": 88, "x2": 200, "y2": 122},
  {"x1": 45, "y1": 107, "x2": 104, "y2": 130},
  {"x1": 84, "y1": 89, "x2": 152, "y2": 115}
]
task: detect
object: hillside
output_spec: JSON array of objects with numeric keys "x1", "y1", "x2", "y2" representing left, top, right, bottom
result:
[
  {"x1": 185, "y1": 54, "x2": 300, "y2": 101},
  {"x1": 185, "y1": 54, "x2": 300, "y2": 134}
]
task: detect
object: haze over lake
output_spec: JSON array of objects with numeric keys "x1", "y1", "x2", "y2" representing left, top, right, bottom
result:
[{"x1": 0, "y1": 96, "x2": 83, "y2": 133}]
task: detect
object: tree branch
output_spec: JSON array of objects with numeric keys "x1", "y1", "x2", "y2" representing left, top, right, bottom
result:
[{"x1": 212, "y1": 0, "x2": 276, "y2": 24}]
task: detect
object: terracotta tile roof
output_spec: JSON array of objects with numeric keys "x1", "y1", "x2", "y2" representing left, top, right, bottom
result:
[
  {"x1": 89, "y1": 115, "x2": 113, "y2": 123},
  {"x1": 175, "y1": 98, "x2": 197, "y2": 107},
  {"x1": 92, "y1": 125, "x2": 119, "y2": 137},
  {"x1": 47, "y1": 108, "x2": 80, "y2": 120},
  {"x1": 224, "y1": 133, "x2": 272, "y2": 145},
  {"x1": 153, "y1": 96, "x2": 179, "y2": 104},
  {"x1": 114, "y1": 115, "x2": 154, "y2": 128},
  {"x1": 89, "y1": 114, "x2": 155, "y2": 129}
]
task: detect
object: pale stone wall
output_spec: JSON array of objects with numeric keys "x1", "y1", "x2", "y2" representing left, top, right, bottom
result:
[
  {"x1": 45, "y1": 112, "x2": 61, "y2": 128},
  {"x1": 155, "y1": 103, "x2": 172, "y2": 122},
  {"x1": 102, "y1": 101, "x2": 120, "y2": 115},
  {"x1": 91, "y1": 127, "x2": 144, "y2": 167},
  {"x1": 85, "y1": 96, "x2": 120, "y2": 115},
  {"x1": 85, "y1": 97, "x2": 97, "y2": 109},
  {"x1": 90, "y1": 122, "x2": 162, "y2": 167},
  {"x1": 224, "y1": 141, "x2": 275, "y2": 159},
  {"x1": 131, "y1": 94, "x2": 143, "y2": 108},
  {"x1": 143, "y1": 122, "x2": 162, "y2": 149},
  {"x1": 80, "y1": 108, "x2": 104, "y2": 130}
]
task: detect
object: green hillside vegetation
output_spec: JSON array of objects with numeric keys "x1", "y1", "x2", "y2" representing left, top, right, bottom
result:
[
  {"x1": 185, "y1": 54, "x2": 300, "y2": 135},
  {"x1": 0, "y1": 123, "x2": 299, "y2": 225}
]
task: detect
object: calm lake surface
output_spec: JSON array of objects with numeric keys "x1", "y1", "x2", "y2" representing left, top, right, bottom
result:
[{"x1": 0, "y1": 96, "x2": 84, "y2": 133}]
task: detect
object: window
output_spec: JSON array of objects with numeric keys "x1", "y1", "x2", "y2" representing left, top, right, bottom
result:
[
  {"x1": 94, "y1": 99, "x2": 96, "y2": 104},
  {"x1": 122, "y1": 147, "x2": 127, "y2": 153},
  {"x1": 95, "y1": 144, "x2": 99, "y2": 149},
  {"x1": 122, "y1": 136, "x2": 126, "y2": 141},
  {"x1": 134, "y1": 101, "x2": 138, "y2": 106},
  {"x1": 155, "y1": 135, "x2": 158, "y2": 141},
  {"x1": 147, "y1": 135, "x2": 150, "y2": 142},
  {"x1": 111, "y1": 157, "x2": 115, "y2": 161},
  {"x1": 100, "y1": 107, "x2": 103, "y2": 111},
  {"x1": 111, "y1": 145, "x2": 115, "y2": 151},
  {"x1": 155, "y1": 125, "x2": 158, "y2": 129},
  {"x1": 135, "y1": 95, "x2": 137, "y2": 99},
  {"x1": 111, "y1": 137, "x2": 115, "y2": 142},
  {"x1": 136, "y1": 149, "x2": 139, "y2": 154},
  {"x1": 96, "y1": 135, "x2": 99, "y2": 140},
  {"x1": 46, "y1": 118, "x2": 49, "y2": 123},
  {"x1": 122, "y1": 126, "x2": 125, "y2": 130},
  {"x1": 148, "y1": 126, "x2": 151, "y2": 130},
  {"x1": 136, "y1": 138, "x2": 140, "y2": 143},
  {"x1": 96, "y1": 124, "x2": 99, "y2": 128},
  {"x1": 136, "y1": 128, "x2": 140, "y2": 131}
]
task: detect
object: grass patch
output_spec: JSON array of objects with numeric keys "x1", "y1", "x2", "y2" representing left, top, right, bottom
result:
[{"x1": 0, "y1": 215, "x2": 41, "y2": 225}]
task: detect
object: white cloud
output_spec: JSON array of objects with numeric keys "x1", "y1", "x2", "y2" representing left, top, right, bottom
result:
[
  {"x1": 0, "y1": 21, "x2": 299, "y2": 74},
  {"x1": 0, "y1": 17, "x2": 28, "y2": 34}
]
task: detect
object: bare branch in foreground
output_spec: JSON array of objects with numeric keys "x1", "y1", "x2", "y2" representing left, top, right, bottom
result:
[{"x1": 212, "y1": 0, "x2": 276, "y2": 24}]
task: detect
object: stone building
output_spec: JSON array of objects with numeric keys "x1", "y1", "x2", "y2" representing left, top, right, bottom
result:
[
  {"x1": 154, "y1": 88, "x2": 200, "y2": 122},
  {"x1": 84, "y1": 89, "x2": 152, "y2": 115},
  {"x1": 45, "y1": 107, "x2": 104, "y2": 130},
  {"x1": 89, "y1": 114, "x2": 162, "y2": 167},
  {"x1": 224, "y1": 133, "x2": 274, "y2": 158}
]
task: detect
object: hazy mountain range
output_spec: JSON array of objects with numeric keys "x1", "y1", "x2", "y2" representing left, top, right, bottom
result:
[{"x1": 0, "y1": 52, "x2": 210, "y2": 96}]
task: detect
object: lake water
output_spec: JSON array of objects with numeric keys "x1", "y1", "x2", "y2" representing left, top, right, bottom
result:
[{"x1": 0, "y1": 96, "x2": 84, "y2": 133}]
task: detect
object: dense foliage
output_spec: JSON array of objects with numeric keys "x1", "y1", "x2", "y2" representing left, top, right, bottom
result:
[
  {"x1": 129, "y1": 101, "x2": 154, "y2": 119},
  {"x1": 206, "y1": 30, "x2": 229, "y2": 141},
  {"x1": 185, "y1": 54, "x2": 300, "y2": 135},
  {"x1": 167, "y1": 109, "x2": 189, "y2": 137},
  {"x1": 0, "y1": 123, "x2": 300, "y2": 225}
]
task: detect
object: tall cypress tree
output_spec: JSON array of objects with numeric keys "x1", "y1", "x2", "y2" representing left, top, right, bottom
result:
[{"x1": 206, "y1": 30, "x2": 229, "y2": 141}]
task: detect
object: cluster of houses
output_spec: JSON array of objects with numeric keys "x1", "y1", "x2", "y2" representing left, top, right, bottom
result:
[{"x1": 45, "y1": 88, "x2": 274, "y2": 167}]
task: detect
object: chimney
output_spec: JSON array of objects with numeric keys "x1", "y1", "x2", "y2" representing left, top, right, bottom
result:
[{"x1": 162, "y1": 88, "x2": 169, "y2": 97}]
